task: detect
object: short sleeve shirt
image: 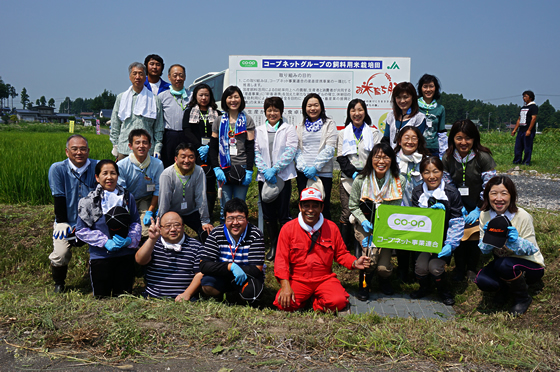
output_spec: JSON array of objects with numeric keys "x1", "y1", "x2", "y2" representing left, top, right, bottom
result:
[{"x1": 212, "y1": 113, "x2": 255, "y2": 166}]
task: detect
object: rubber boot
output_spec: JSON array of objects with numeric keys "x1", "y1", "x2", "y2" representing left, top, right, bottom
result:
[
  {"x1": 434, "y1": 273, "x2": 455, "y2": 306},
  {"x1": 379, "y1": 276, "x2": 394, "y2": 295},
  {"x1": 506, "y1": 273, "x2": 532, "y2": 316},
  {"x1": 357, "y1": 270, "x2": 369, "y2": 301},
  {"x1": 493, "y1": 283, "x2": 509, "y2": 307},
  {"x1": 410, "y1": 275, "x2": 430, "y2": 299},
  {"x1": 396, "y1": 250, "x2": 411, "y2": 283},
  {"x1": 52, "y1": 265, "x2": 68, "y2": 293},
  {"x1": 264, "y1": 220, "x2": 278, "y2": 262}
]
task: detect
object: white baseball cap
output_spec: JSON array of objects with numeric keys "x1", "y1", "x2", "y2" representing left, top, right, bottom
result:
[{"x1": 300, "y1": 187, "x2": 323, "y2": 202}]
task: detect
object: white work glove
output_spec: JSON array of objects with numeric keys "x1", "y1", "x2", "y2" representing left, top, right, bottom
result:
[
  {"x1": 111, "y1": 145, "x2": 118, "y2": 157},
  {"x1": 53, "y1": 222, "x2": 72, "y2": 240}
]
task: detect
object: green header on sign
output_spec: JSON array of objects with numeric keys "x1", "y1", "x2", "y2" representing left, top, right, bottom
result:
[{"x1": 371, "y1": 204, "x2": 445, "y2": 254}]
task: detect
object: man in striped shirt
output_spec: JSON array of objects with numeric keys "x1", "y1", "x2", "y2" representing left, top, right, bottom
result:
[
  {"x1": 199, "y1": 198, "x2": 265, "y2": 304},
  {"x1": 135, "y1": 211, "x2": 202, "y2": 301}
]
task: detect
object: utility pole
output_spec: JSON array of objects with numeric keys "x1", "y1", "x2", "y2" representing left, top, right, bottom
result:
[
  {"x1": 488, "y1": 112, "x2": 492, "y2": 131},
  {"x1": 466, "y1": 111, "x2": 469, "y2": 119}
]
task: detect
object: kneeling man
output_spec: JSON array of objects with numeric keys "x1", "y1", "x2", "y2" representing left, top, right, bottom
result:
[
  {"x1": 199, "y1": 198, "x2": 265, "y2": 304},
  {"x1": 274, "y1": 187, "x2": 370, "y2": 312},
  {"x1": 135, "y1": 211, "x2": 202, "y2": 301}
]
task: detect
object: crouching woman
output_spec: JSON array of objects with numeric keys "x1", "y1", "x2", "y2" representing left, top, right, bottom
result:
[
  {"x1": 76, "y1": 160, "x2": 141, "y2": 297},
  {"x1": 475, "y1": 175, "x2": 545, "y2": 316},
  {"x1": 410, "y1": 156, "x2": 465, "y2": 305}
]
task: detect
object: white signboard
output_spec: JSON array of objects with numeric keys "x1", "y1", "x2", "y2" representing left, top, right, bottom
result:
[{"x1": 229, "y1": 55, "x2": 410, "y2": 131}]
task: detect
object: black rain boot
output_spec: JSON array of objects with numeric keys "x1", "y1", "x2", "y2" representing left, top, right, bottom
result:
[
  {"x1": 410, "y1": 275, "x2": 430, "y2": 299},
  {"x1": 379, "y1": 276, "x2": 394, "y2": 295},
  {"x1": 264, "y1": 220, "x2": 278, "y2": 262},
  {"x1": 434, "y1": 273, "x2": 455, "y2": 306},
  {"x1": 506, "y1": 273, "x2": 532, "y2": 316},
  {"x1": 493, "y1": 283, "x2": 509, "y2": 308},
  {"x1": 52, "y1": 265, "x2": 68, "y2": 293},
  {"x1": 357, "y1": 270, "x2": 369, "y2": 301},
  {"x1": 396, "y1": 250, "x2": 411, "y2": 283}
]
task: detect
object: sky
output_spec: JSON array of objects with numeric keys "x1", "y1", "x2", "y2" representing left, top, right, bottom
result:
[{"x1": 2, "y1": 0, "x2": 559, "y2": 112}]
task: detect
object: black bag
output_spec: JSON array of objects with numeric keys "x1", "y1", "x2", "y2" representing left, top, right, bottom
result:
[
  {"x1": 226, "y1": 164, "x2": 246, "y2": 185},
  {"x1": 359, "y1": 200, "x2": 376, "y2": 223}
]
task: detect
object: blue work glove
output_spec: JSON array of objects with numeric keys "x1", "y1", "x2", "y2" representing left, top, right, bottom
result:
[
  {"x1": 352, "y1": 171, "x2": 358, "y2": 180},
  {"x1": 214, "y1": 167, "x2": 227, "y2": 184},
  {"x1": 242, "y1": 170, "x2": 253, "y2": 186},
  {"x1": 53, "y1": 222, "x2": 72, "y2": 239},
  {"x1": 362, "y1": 236, "x2": 372, "y2": 248},
  {"x1": 197, "y1": 145, "x2": 209, "y2": 162},
  {"x1": 230, "y1": 262, "x2": 247, "y2": 286},
  {"x1": 112, "y1": 234, "x2": 132, "y2": 249},
  {"x1": 430, "y1": 202, "x2": 446, "y2": 211},
  {"x1": 143, "y1": 211, "x2": 154, "y2": 226},
  {"x1": 461, "y1": 207, "x2": 468, "y2": 217},
  {"x1": 263, "y1": 167, "x2": 277, "y2": 184},
  {"x1": 464, "y1": 207, "x2": 481, "y2": 225},
  {"x1": 303, "y1": 166, "x2": 318, "y2": 180},
  {"x1": 104, "y1": 239, "x2": 119, "y2": 252},
  {"x1": 507, "y1": 226, "x2": 519, "y2": 243},
  {"x1": 361, "y1": 220, "x2": 373, "y2": 233},
  {"x1": 438, "y1": 244, "x2": 453, "y2": 258},
  {"x1": 154, "y1": 152, "x2": 161, "y2": 159}
]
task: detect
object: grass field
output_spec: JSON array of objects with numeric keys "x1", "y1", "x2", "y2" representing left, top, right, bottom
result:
[{"x1": 0, "y1": 125, "x2": 559, "y2": 369}]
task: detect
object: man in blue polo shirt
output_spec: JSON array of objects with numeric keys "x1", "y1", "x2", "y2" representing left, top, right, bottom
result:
[
  {"x1": 117, "y1": 129, "x2": 164, "y2": 240},
  {"x1": 48, "y1": 135, "x2": 98, "y2": 292},
  {"x1": 135, "y1": 211, "x2": 202, "y2": 300}
]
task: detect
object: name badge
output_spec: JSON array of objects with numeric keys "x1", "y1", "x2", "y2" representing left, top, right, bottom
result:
[
  {"x1": 426, "y1": 118, "x2": 433, "y2": 128},
  {"x1": 229, "y1": 136, "x2": 238, "y2": 156},
  {"x1": 458, "y1": 187, "x2": 469, "y2": 196},
  {"x1": 146, "y1": 183, "x2": 155, "y2": 192},
  {"x1": 181, "y1": 202, "x2": 188, "y2": 210}
]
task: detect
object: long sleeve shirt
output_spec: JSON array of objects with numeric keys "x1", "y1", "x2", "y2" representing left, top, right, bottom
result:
[{"x1": 110, "y1": 91, "x2": 164, "y2": 155}]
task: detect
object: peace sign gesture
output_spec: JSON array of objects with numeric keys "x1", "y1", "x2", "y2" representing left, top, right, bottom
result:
[{"x1": 148, "y1": 217, "x2": 161, "y2": 240}]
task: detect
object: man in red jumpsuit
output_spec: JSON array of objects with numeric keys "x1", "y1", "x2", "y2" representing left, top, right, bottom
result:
[{"x1": 274, "y1": 187, "x2": 370, "y2": 312}]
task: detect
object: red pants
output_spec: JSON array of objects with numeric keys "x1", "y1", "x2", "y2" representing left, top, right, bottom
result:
[{"x1": 274, "y1": 275, "x2": 349, "y2": 312}]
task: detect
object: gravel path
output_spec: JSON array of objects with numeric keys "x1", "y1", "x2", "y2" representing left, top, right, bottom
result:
[{"x1": 505, "y1": 174, "x2": 560, "y2": 211}]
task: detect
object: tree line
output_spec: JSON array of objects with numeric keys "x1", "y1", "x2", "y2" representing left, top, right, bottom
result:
[
  {"x1": 439, "y1": 92, "x2": 560, "y2": 131},
  {"x1": 58, "y1": 90, "x2": 116, "y2": 115}
]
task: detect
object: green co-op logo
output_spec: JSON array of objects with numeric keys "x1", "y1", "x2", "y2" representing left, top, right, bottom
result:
[
  {"x1": 388, "y1": 213, "x2": 432, "y2": 233},
  {"x1": 240, "y1": 60, "x2": 258, "y2": 67}
]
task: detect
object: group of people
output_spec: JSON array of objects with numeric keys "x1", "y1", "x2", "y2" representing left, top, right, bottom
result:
[{"x1": 47, "y1": 56, "x2": 544, "y2": 316}]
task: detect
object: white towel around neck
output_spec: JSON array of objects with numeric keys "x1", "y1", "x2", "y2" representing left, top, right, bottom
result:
[{"x1": 118, "y1": 86, "x2": 157, "y2": 122}]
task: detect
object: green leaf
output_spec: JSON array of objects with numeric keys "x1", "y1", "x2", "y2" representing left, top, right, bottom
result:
[
  {"x1": 212, "y1": 345, "x2": 225, "y2": 354},
  {"x1": 246, "y1": 349, "x2": 257, "y2": 355}
]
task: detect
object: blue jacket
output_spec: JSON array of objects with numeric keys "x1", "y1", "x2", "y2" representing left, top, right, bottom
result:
[{"x1": 144, "y1": 77, "x2": 171, "y2": 95}]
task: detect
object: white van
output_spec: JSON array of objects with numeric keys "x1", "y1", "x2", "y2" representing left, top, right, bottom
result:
[{"x1": 187, "y1": 69, "x2": 230, "y2": 111}]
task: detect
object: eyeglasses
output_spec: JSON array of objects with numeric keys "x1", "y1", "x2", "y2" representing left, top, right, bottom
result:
[
  {"x1": 372, "y1": 156, "x2": 391, "y2": 162},
  {"x1": 225, "y1": 215, "x2": 247, "y2": 223},
  {"x1": 402, "y1": 136, "x2": 418, "y2": 142},
  {"x1": 161, "y1": 223, "x2": 182, "y2": 230},
  {"x1": 68, "y1": 146, "x2": 88, "y2": 153}
]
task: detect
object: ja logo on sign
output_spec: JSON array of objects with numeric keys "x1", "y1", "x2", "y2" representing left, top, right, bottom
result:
[{"x1": 387, "y1": 62, "x2": 400, "y2": 70}]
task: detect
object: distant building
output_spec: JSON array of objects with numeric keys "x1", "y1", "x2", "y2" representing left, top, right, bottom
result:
[
  {"x1": 99, "y1": 109, "x2": 113, "y2": 118},
  {"x1": 14, "y1": 105, "x2": 71, "y2": 123}
]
